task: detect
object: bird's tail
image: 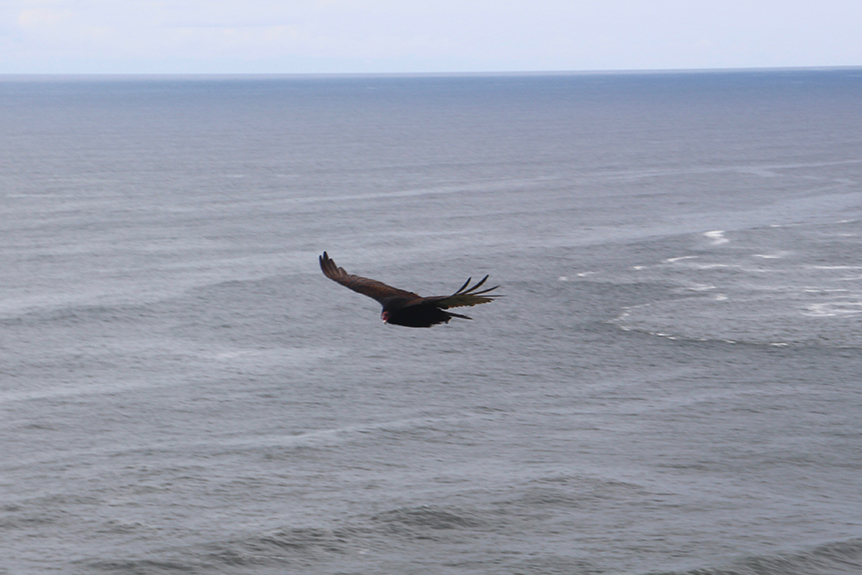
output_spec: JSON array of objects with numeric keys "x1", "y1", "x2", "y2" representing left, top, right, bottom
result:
[{"x1": 447, "y1": 311, "x2": 473, "y2": 320}]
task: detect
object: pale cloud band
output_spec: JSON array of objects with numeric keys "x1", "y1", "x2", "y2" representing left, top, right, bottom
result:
[{"x1": 2, "y1": 1, "x2": 860, "y2": 74}]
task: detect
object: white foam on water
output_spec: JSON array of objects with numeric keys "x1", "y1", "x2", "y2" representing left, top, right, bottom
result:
[
  {"x1": 693, "y1": 263, "x2": 738, "y2": 270},
  {"x1": 687, "y1": 284, "x2": 716, "y2": 292},
  {"x1": 666, "y1": 256, "x2": 699, "y2": 263},
  {"x1": 704, "y1": 230, "x2": 729, "y2": 245},
  {"x1": 803, "y1": 301, "x2": 862, "y2": 317}
]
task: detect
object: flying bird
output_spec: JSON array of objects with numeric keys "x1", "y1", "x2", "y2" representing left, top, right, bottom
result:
[{"x1": 319, "y1": 252, "x2": 499, "y2": 327}]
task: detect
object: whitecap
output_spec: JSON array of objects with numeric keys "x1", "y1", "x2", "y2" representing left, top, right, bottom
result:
[
  {"x1": 704, "y1": 230, "x2": 729, "y2": 245},
  {"x1": 803, "y1": 302, "x2": 862, "y2": 317},
  {"x1": 693, "y1": 263, "x2": 737, "y2": 269},
  {"x1": 666, "y1": 255, "x2": 699, "y2": 263},
  {"x1": 752, "y1": 253, "x2": 784, "y2": 259},
  {"x1": 687, "y1": 284, "x2": 716, "y2": 292}
]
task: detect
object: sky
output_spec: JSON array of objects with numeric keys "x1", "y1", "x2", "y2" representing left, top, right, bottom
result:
[{"x1": 1, "y1": 0, "x2": 860, "y2": 74}]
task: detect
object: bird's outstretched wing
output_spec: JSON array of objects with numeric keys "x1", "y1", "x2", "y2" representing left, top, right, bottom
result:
[
  {"x1": 319, "y1": 252, "x2": 420, "y2": 304},
  {"x1": 424, "y1": 275, "x2": 499, "y2": 309}
]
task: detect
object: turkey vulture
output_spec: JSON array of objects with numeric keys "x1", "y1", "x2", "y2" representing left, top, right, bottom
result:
[{"x1": 319, "y1": 252, "x2": 499, "y2": 327}]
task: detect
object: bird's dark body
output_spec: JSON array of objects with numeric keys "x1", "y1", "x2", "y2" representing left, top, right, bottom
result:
[{"x1": 382, "y1": 299, "x2": 461, "y2": 328}]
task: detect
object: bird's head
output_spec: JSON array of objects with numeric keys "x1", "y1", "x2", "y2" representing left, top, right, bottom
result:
[{"x1": 381, "y1": 310, "x2": 390, "y2": 323}]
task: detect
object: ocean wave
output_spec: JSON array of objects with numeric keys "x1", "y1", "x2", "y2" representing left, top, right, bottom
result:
[
  {"x1": 704, "y1": 230, "x2": 730, "y2": 245},
  {"x1": 649, "y1": 537, "x2": 862, "y2": 575},
  {"x1": 371, "y1": 505, "x2": 485, "y2": 533},
  {"x1": 611, "y1": 301, "x2": 862, "y2": 349},
  {"x1": 202, "y1": 526, "x2": 364, "y2": 569}
]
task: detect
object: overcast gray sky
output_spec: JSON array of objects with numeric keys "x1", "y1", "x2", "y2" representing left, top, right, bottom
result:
[{"x1": 2, "y1": 1, "x2": 860, "y2": 74}]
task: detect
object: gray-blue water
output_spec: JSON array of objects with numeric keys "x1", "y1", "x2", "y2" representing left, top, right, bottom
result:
[{"x1": 2, "y1": 70, "x2": 862, "y2": 574}]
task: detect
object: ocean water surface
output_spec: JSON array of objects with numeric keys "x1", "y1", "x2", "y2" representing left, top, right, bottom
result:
[{"x1": 1, "y1": 70, "x2": 862, "y2": 574}]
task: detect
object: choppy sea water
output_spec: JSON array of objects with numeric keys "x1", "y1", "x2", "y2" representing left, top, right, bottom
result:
[{"x1": 1, "y1": 71, "x2": 862, "y2": 574}]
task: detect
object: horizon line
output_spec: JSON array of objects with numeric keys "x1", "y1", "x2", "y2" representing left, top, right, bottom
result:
[{"x1": 2, "y1": 65, "x2": 861, "y2": 81}]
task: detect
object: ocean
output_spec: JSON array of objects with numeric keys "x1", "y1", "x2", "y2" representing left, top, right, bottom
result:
[{"x1": 1, "y1": 70, "x2": 861, "y2": 574}]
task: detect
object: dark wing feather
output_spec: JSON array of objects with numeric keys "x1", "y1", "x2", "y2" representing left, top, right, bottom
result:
[
  {"x1": 319, "y1": 252, "x2": 420, "y2": 304},
  {"x1": 423, "y1": 275, "x2": 499, "y2": 309}
]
